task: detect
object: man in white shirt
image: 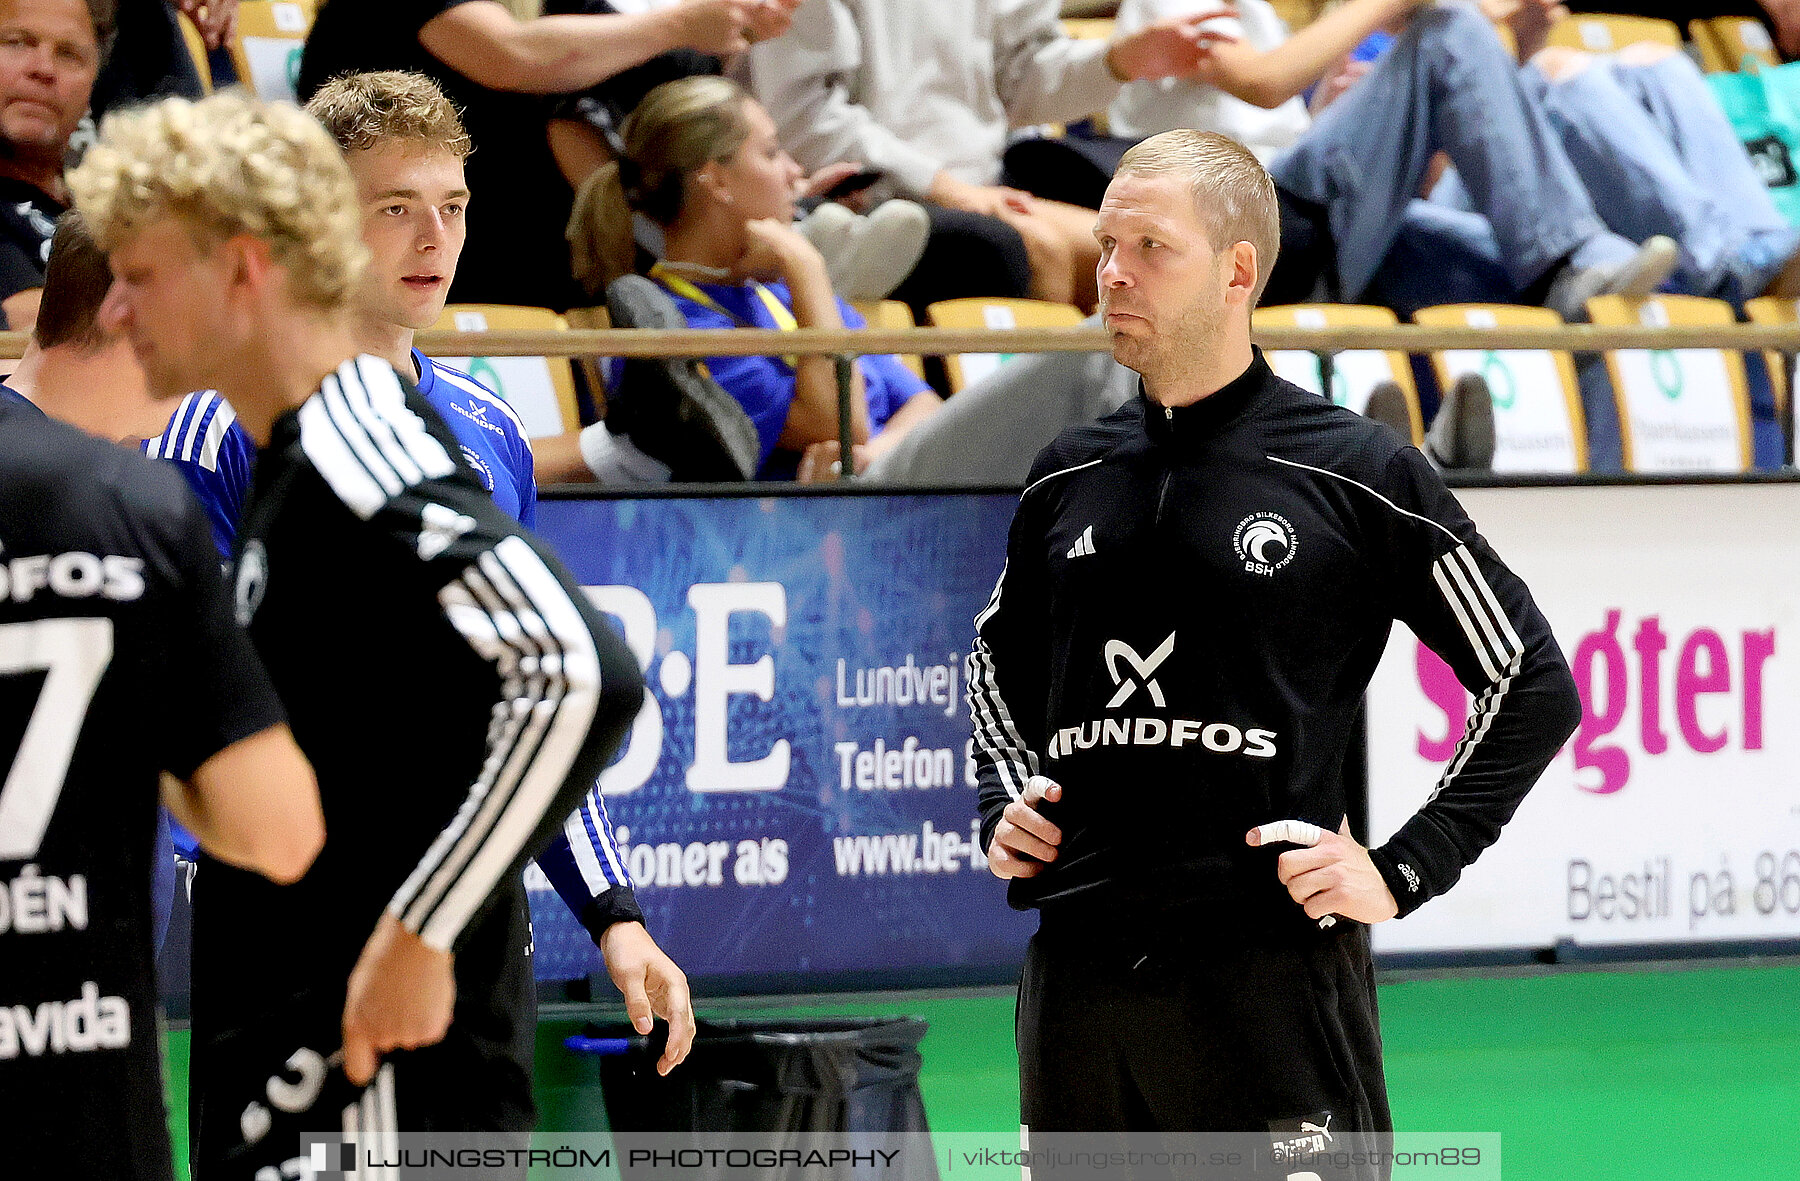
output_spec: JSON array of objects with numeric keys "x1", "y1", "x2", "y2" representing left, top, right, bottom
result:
[{"x1": 745, "y1": 0, "x2": 1231, "y2": 311}]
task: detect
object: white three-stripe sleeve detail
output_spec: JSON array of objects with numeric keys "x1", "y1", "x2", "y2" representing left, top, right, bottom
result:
[
  {"x1": 330, "y1": 370, "x2": 427, "y2": 487},
  {"x1": 197, "y1": 398, "x2": 236, "y2": 470},
  {"x1": 586, "y1": 788, "x2": 629, "y2": 884},
  {"x1": 175, "y1": 393, "x2": 209, "y2": 460},
  {"x1": 967, "y1": 562, "x2": 1037, "y2": 801},
  {"x1": 1455, "y1": 544, "x2": 1524, "y2": 658},
  {"x1": 349, "y1": 356, "x2": 456, "y2": 480},
  {"x1": 1442, "y1": 550, "x2": 1512, "y2": 675},
  {"x1": 1425, "y1": 548, "x2": 1525, "y2": 803},
  {"x1": 391, "y1": 553, "x2": 544, "y2": 934},
  {"x1": 302, "y1": 389, "x2": 397, "y2": 515},
  {"x1": 394, "y1": 538, "x2": 603, "y2": 950},
  {"x1": 419, "y1": 543, "x2": 601, "y2": 948},
  {"x1": 298, "y1": 357, "x2": 458, "y2": 519},
  {"x1": 558, "y1": 786, "x2": 631, "y2": 895},
  {"x1": 562, "y1": 806, "x2": 612, "y2": 894},
  {"x1": 1432, "y1": 560, "x2": 1501, "y2": 683}
]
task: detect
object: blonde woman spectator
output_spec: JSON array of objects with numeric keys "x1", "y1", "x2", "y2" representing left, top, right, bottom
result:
[{"x1": 574, "y1": 75, "x2": 944, "y2": 479}]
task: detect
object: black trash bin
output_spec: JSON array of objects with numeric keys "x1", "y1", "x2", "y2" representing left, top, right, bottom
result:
[{"x1": 568, "y1": 1016, "x2": 938, "y2": 1180}]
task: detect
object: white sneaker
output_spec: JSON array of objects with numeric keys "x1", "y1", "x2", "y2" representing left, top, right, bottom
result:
[
  {"x1": 800, "y1": 199, "x2": 931, "y2": 301},
  {"x1": 1545, "y1": 234, "x2": 1678, "y2": 322}
]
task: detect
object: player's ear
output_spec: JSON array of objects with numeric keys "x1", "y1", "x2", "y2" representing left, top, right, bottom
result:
[
  {"x1": 1225, "y1": 241, "x2": 1258, "y2": 308},
  {"x1": 222, "y1": 232, "x2": 275, "y2": 299}
]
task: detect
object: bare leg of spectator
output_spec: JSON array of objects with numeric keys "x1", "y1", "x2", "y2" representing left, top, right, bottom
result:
[{"x1": 997, "y1": 198, "x2": 1106, "y2": 312}]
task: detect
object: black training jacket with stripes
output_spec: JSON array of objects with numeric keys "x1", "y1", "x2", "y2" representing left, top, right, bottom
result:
[
  {"x1": 969, "y1": 349, "x2": 1580, "y2": 932},
  {"x1": 189, "y1": 356, "x2": 642, "y2": 1078}
]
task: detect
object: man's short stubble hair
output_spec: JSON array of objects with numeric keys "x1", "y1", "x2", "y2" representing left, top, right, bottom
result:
[
  {"x1": 1116, "y1": 129, "x2": 1281, "y2": 306},
  {"x1": 33, "y1": 210, "x2": 114, "y2": 351},
  {"x1": 67, "y1": 91, "x2": 369, "y2": 309}
]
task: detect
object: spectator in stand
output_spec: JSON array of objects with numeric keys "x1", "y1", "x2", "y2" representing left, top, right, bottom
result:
[
  {"x1": 90, "y1": 0, "x2": 229, "y2": 119},
  {"x1": 744, "y1": 0, "x2": 1235, "y2": 313},
  {"x1": 543, "y1": 0, "x2": 932, "y2": 304},
  {"x1": 1496, "y1": 0, "x2": 1800, "y2": 303},
  {"x1": 573, "y1": 75, "x2": 944, "y2": 480},
  {"x1": 1108, "y1": 0, "x2": 1712, "y2": 319},
  {"x1": 298, "y1": 0, "x2": 800, "y2": 311},
  {"x1": 0, "y1": 0, "x2": 107, "y2": 333}
]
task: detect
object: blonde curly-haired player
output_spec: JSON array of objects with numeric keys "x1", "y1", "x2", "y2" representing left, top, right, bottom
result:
[{"x1": 72, "y1": 91, "x2": 675, "y2": 1176}]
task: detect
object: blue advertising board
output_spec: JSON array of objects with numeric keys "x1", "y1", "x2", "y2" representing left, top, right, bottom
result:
[{"x1": 526, "y1": 490, "x2": 1038, "y2": 993}]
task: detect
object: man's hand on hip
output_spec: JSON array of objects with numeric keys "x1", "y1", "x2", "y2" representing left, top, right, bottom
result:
[
  {"x1": 988, "y1": 775, "x2": 1063, "y2": 880},
  {"x1": 1247, "y1": 817, "x2": 1399, "y2": 924}
]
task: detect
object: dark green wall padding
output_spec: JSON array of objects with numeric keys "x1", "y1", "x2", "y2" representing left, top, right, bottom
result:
[{"x1": 163, "y1": 961, "x2": 1800, "y2": 1181}]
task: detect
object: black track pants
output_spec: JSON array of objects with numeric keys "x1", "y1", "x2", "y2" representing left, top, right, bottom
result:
[{"x1": 1016, "y1": 919, "x2": 1393, "y2": 1180}]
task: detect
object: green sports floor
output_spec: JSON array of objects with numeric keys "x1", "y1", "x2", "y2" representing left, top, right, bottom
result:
[{"x1": 162, "y1": 959, "x2": 1800, "y2": 1180}]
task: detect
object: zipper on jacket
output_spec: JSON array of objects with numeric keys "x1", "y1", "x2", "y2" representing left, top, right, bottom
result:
[{"x1": 1154, "y1": 406, "x2": 1175, "y2": 526}]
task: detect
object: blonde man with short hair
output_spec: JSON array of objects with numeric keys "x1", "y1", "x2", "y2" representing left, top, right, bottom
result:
[
  {"x1": 970, "y1": 129, "x2": 1580, "y2": 1141},
  {"x1": 73, "y1": 90, "x2": 679, "y2": 1171}
]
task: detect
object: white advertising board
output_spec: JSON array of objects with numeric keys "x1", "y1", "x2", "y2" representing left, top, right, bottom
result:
[{"x1": 1368, "y1": 483, "x2": 1799, "y2": 953}]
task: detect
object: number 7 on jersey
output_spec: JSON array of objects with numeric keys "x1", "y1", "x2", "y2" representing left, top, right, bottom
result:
[{"x1": 0, "y1": 618, "x2": 114, "y2": 860}]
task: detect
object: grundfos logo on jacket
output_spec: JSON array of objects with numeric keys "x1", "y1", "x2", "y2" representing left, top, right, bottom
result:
[
  {"x1": 1234, "y1": 511, "x2": 1297, "y2": 576},
  {"x1": 1047, "y1": 632, "x2": 1279, "y2": 760}
]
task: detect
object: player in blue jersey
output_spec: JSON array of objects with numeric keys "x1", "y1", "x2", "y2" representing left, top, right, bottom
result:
[{"x1": 304, "y1": 68, "x2": 673, "y2": 1007}]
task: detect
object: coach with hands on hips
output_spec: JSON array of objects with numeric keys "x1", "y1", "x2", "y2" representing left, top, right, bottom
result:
[{"x1": 970, "y1": 129, "x2": 1581, "y2": 1158}]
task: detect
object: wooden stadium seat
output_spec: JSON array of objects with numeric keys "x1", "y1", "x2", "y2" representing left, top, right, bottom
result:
[
  {"x1": 562, "y1": 304, "x2": 612, "y2": 419},
  {"x1": 1743, "y1": 296, "x2": 1794, "y2": 435},
  {"x1": 1060, "y1": 18, "x2": 1115, "y2": 41},
  {"x1": 228, "y1": 1, "x2": 315, "y2": 104},
  {"x1": 925, "y1": 297, "x2": 1085, "y2": 392},
  {"x1": 429, "y1": 304, "x2": 582, "y2": 438},
  {"x1": 177, "y1": 11, "x2": 212, "y2": 93},
  {"x1": 1254, "y1": 304, "x2": 1424, "y2": 444},
  {"x1": 850, "y1": 299, "x2": 926, "y2": 380},
  {"x1": 1267, "y1": 0, "x2": 1327, "y2": 31},
  {"x1": 1586, "y1": 294, "x2": 1752, "y2": 472},
  {"x1": 1691, "y1": 16, "x2": 1780, "y2": 73},
  {"x1": 1413, "y1": 305, "x2": 1587, "y2": 472},
  {"x1": 1544, "y1": 13, "x2": 1682, "y2": 54}
]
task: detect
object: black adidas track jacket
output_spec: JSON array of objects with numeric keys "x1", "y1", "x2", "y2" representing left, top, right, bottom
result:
[
  {"x1": 191, "y1": 356, "x2": 643, "y2": 1068},
  {"x1": 969, "y1": 350, "x2": 1581, "y2": 930}
]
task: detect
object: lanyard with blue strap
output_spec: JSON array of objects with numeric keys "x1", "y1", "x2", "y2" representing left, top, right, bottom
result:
[{"x1": 647, "y1": 261, "x2": 800, "y2": 371}]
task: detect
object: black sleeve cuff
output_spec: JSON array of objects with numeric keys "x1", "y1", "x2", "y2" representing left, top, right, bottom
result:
[
  {"x1": 579, "y1": 885, "x2": 645, "y2": 942},
  {"x1": 1369, "y1": 843, "x2": 1430, "y2": 920}
]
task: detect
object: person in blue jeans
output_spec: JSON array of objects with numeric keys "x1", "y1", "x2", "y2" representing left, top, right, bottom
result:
[
  {"x1": 1524, "y1": 40, "x2": 1800, "y2": 302},
  {"x1": 576, "y1": 75, "x2": 945, "y2": 480},
  {"x1": 1119, "y1": 1, "x2": 1794, "y2": 318}
]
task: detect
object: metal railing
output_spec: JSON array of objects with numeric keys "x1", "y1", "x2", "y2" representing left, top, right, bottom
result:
[
  {"x1": 3, "y1": 322, "x2": 1793, "y2": 360},
  {"x1": 9, "y1": 322, "x2": 1788, "y2": 476}
]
